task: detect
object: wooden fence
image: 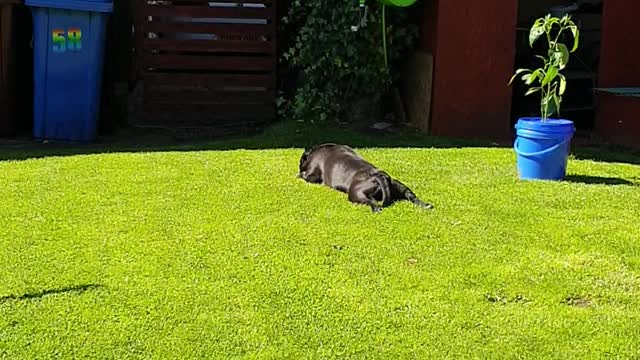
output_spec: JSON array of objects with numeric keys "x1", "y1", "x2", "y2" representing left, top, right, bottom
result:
[{"x1": 131, "y1": 0, "x2": 277, "y2": 132}]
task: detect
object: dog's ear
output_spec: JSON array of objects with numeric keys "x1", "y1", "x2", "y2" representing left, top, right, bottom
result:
[
  {"x1": 303, "y1": 144, "x2": 316, "y2": 153},
  {"x1": 300, "y1": 145, "x2": 316, "y2": 160},
  {"x1": 300, "y1": 147, "x2": 311, "y2": 160},
  {"x1": 299, "y1": 147, "x2": 313, "y2": 171}
]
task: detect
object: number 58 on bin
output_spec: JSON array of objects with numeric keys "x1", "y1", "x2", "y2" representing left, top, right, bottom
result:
[{"x1": 52, "y1": 28, "x2": 82, "y2": 53}]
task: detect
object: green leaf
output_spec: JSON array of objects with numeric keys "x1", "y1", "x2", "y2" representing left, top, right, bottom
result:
[
  {"x1": 559, "y1": 74, "x2": 567, "y2": 95},
  {"x1": 543, "y1": 95, "x2": 558, "y2": 118},
  {"x1": 529, "y1": 19, "x2": 546, "y2": 47},
  {"x1": 508, "y1": 68, "x2": 531, "y2": 85},
  {"x1": 557, "y1": 44, "x2": 570, "y2": 69},
  {"x1": 549, "y1": 44, "x2": 569, "y2": 69},
  {"x1": 553, "y1": 94, "x2": 562, "y2": 116},
  {"x1": 525, "y1": 69, "x2": 541, "y2": 85},
  {"x1": 544, "y1": 17, "x2": 560, "y2": 33},
  {"x1": 542, "y1": 66, "x2": 558, "y2": 86},
  {"x1": 569, "y1": 25, "x2": 580, "y2": 52},
  {"x1": 525, "y1": 87, "x2": 541, "y2": 96}
]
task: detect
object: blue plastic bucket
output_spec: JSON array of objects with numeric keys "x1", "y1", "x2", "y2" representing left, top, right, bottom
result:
[
  {"x1": 514, "y1": 117, "x2": 575, "y2": 180},
  {"x1": 26, "y1": 0, "x2": 113, "y2": 142}
]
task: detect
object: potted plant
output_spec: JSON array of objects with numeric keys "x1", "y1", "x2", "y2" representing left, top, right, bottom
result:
[{"x1": 508, "y1": 14, "x2": 580, "y2": 181}]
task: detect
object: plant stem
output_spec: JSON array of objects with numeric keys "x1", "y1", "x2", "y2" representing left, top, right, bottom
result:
[{"x1": 543, "y1": 91, "x2": 547, "y2": 120}]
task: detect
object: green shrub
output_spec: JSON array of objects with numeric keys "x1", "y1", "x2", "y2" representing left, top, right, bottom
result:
[{"x1": 280, "y1": 0, "x2": 418, "y2": 122}]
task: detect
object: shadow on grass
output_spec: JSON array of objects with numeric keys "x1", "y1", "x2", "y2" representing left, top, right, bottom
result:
[
  {"x1": 0, "y1": 120, "x2": 508, "y2": 162},
  {"x1": 0, "y1": 284, "x2": 104, "y2": 303},
  {"x1": 2, "y1": 120, "x2": 640, "y2": 165},
  {"x1": 572, "y1": 145, "x2": 640, "y2": 166},
  {"x1": 563, "y1": 175, "x2": 636, "y2": 186}
]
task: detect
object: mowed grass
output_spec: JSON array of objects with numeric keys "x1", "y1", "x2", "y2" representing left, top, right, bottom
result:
[{"x1": 1, "y1": 134, "x2": 640, "y2": 358}]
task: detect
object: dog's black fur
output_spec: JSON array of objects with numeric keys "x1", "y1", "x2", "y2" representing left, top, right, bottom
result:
[{"x1": 298, "y1": 143, "x2": 433, "y2": 212}]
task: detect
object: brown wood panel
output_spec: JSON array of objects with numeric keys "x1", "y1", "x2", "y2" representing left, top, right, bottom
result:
[
  {"x1": 143, "y1": 4, "x2": 273, "y2": 20},
  {"x1": 143, "y1": 53, "x2": 274, "y2": 71},
  {"x1": 143, "y1": 38, "x2": 273, "y2": 54},
  {"x1": 143, "y1": 72, "x2": 273, "y2": 89}
]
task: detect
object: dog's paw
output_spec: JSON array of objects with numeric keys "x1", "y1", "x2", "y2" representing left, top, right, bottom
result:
[{"x1": 371, "y1": 206, "x2": 383, "y2": 213}]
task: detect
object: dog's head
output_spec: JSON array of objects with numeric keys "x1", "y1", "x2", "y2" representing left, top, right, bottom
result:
[{"x1": 298, "y1": 146, "x2": 315, "y2": 176}]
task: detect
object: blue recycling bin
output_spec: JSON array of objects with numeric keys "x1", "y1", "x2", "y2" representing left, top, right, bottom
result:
[{"x1": 25, "y1": 0, "x2": 113, "y2": 142}]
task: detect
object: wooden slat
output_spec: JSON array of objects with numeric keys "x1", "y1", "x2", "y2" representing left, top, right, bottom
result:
[
  {"x1": 143, "y1": 4, "x2": 273, "y2": 20},
  {"x1": 143, "y1": 88, "x2": 275, "y2": 104},
  {"x1": 160, "y1": 0, "x2": 273, "y2": 6},
  {"x1": 143, "y1": 54, "x2": 274, "y2": 71},
  {"x1": 142, "y1": 21, "x2": 271, "y2": 37},
  {"x1": 141, "y1": 103, "x2": 275, "y2": 122},
  {"x1": 133, "y1": 0, "x2": 146, "y2": 79},
  {"x1": 143, "y1": 72, "x2": 273, "y2": 89},
  {"x1": 143, "y1": 38, "x2": 273, "y2": 54},
  {"x1": 165, "y1": 0, "x2": 273, "y2": 4}
]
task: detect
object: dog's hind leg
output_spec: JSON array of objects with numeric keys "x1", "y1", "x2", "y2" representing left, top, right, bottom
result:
[
  {"x1": 348, "y1": 182, "x2": 383, "y2": 213},
  {"x1": 390, "y1": 178, "x2": 433, "y2": 209},
  {"x1": 371, "y1": 172, "x2": 392, "y2": 207}
]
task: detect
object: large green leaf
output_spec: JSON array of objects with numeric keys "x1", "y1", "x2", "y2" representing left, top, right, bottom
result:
[
  {"x1": 549, "y1": 44, "x2": 570, "y2": 69},
  {"x1": 569, "y1": 25, "x2": 580, "y2": 52},
  {"x1": 558, "y1": 74, "x2": 567, "y2": 95},
  {"x1": 557, "y1": 44, "x2": 570, "y2": 69},
  {"x1": 542, "y1": 95, "x2": 558, "y2": 118},
  {"x1": 529, "y1": 19, "x2": 545, "y2": 47},
  {"x1": 554, "y1": 94, "x2": 562, "y2": 116},
  {"x1": 542, "y1": 66, "x2": 558, "y2": 86}
]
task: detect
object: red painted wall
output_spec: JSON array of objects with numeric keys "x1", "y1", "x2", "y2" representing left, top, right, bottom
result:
[
  {"x1": 595, "y1": 0, "x2": 640, "y2": 147},
  {"x1": 420, "y1": 0, "x2": 518, "y2": 140}
]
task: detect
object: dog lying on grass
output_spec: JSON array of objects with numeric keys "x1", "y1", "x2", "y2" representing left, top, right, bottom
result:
[{"x1": 297, "y1": 143, "x2": 433, "y2": 212}]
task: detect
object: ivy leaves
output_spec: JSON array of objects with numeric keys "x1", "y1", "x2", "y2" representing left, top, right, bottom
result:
[{"x1": 279, "y1": 0, "x2": 417, "y2": 122}]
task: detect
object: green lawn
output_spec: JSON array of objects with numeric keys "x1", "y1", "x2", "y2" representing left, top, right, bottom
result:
[{"x1": 1, "y1": 123, "x2": 640, "y2": 358}]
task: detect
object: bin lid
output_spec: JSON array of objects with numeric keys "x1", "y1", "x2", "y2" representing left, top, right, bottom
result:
[{"x1": 25, "y1": 0, "x2": 112, "y2": 12}]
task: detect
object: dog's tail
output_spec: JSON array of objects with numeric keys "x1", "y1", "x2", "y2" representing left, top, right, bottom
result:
[{"x1": 390, "y1": 178, "x2": 433, "y2": 209}]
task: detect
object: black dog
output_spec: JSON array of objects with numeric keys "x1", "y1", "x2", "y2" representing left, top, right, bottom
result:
[{"x1": 298, "y1": 143, "x2": 433, "y2": 212}]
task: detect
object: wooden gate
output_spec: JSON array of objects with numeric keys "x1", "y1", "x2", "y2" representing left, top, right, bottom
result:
[{"x1": 132, "y1": 0, "x2": 276, "y2": 132}]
